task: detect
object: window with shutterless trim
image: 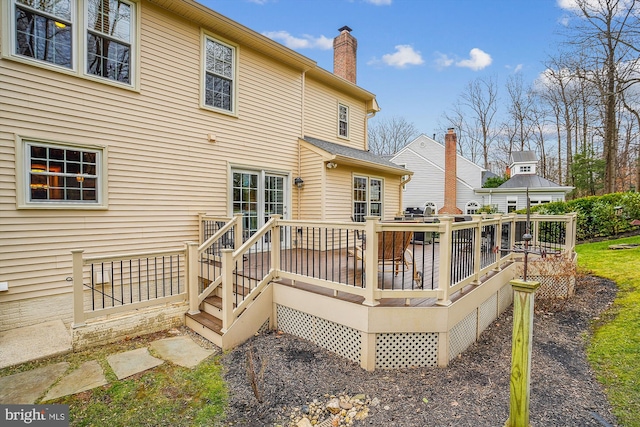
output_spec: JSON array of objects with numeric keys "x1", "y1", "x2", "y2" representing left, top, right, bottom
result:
[
  {"x1": 202, "y1": 34, "x2": 237, "y2": 114},
  {"x1": 353, "y1": 175, "x2": 383, "y2": 222},
  {"x1": 4, "y1": 0, "x2": 138, "y2": 88},
  {"x1": 338, "y1": 103, "x2": 349, "y2": 138},
  {"x1": 16, "y1": 137, "x2": 107, "y2": 209}
]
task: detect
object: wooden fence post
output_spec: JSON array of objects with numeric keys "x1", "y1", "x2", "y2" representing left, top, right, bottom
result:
[
  {"x1": 220, "y1": 248, "x2": 234, "y2": 333},
  {"x1": 186, "y1": 242, "x2": 200, "y2": 315},
  {"x1": 71, "y1": 249, "x2": 86, "y2": 328},
  {"x1": 505, "y1": 279, "x2": 540, "y2": 427},
  {"x1": 436, "y1": 216, "x2": 453, "y2": 306},
  {"x1": 362, "y1": 216, "x2": 380, "y2": 307}
]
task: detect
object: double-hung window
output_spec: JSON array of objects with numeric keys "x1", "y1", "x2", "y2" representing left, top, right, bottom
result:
[
  {"x1": 14, "y1": 0, "x2": 73, "y2": 68},
  {"x1": 7, "y1": 0, "x2": 137, "y2": 87},
  {"x1": 18, "y1": 138, "x2": 106, "y2": 208},
  {"x1": 203, "y1": 35, "x2": 236, "y2": 113},
  {"x1": 353, "y1": 176, "x2": 383, "y2": 222},
  {"x1": 86, "y1": 0, "x2": 133, "y2": 84},
  {"x1": 338, "y1": 104, "x2": 349, "y2": 138}
]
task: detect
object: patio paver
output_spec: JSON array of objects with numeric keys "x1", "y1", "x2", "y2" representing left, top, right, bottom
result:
[
  {"x1": 0, "y1": 362, "x2": 69, "y2": 404},
  {"x1": 149, "y1": 336, "x2": 214, "y2": 368},
  {"x1": 107, "y1": 347, "x2": 164, "y2": 380},
  {"x1": 42, "y1": 360, "x2": 108, "y2": 401}
]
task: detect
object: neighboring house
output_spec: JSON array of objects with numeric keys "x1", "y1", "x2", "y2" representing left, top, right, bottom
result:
[
  {"x1": 391, "y1": 131, "x2": 489, "y2": 215},
  {"x1": 474, "y1": 151, "x2": 573, "y2": 213},
  {"x1": 0, "y1": 1, "x2": 407, "y2": 332}
]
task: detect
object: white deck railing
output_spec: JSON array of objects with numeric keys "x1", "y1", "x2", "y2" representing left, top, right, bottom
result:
[{"x1": 72, "y1": 212, "x2": 577, "y2": 331}]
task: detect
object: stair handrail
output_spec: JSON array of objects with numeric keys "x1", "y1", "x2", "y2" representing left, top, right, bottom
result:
[
  {"x1": 221, "y1": 215, "x2": 280, "y2": 332},
  {"x1": 188, "y1": 214, "x2": 242, "y2": 314}
]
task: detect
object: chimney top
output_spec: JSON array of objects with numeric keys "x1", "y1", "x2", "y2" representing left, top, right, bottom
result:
[
  {"x1": 447, "y1": 128, "x2": 455, "y2": 134},
  {"x1": 333, "y1": 26, "x2": 357, "y2": 84}
]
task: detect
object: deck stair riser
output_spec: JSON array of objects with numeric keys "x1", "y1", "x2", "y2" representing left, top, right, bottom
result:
[{"x1": 185, "y1": 311, "x2": 222, "y2": 348}]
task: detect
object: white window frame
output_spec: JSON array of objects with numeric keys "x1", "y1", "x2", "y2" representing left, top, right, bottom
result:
[
  {"x1": 352, "y1": 175, "x2": 383, "y2": 222},
  {"x1": 530, "y1": 198, "x2": 551, "y2": 206},
  {"x1": 201, "y1": 32, "x2": 238, "y2": 116},
  {"x1": 520, "y1": 165, "x2": 531, "y2": 173},
  {"x1": 2, "y1": 0, "x2": 139, "y2": 90},
  {"x1": 424, "y1": 201, "x2": 437, "y2": 215},
  {"x1": 465, "y1": 200, "x2": 480, "y2": 215},
  {"x1": 16, "y1": 136, "x2": 108, "y2": 209},
  {"x1": 84, "y1": 0, "x2": 136, "y2": 85},
  {"x1": 507, "y1": 197, "x2": 517, "y2": 213},
  {"x1": 338, "y1": 103, "x2": 349, "y2": 139}
]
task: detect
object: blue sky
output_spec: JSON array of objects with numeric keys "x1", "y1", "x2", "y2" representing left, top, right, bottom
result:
[{"x1": 199, "y1": 0, "x2": 576, "y2": 136}]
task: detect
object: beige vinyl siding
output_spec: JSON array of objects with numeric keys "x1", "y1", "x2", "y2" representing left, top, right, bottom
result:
[
  {"x1": 0, "y1": 0, "x2": 304, "y2": 305},
  {"x1": 304, "y1": 78, "x2": 367, "y2": 150},
  {"x1": 298, "y1": 147, "x2": 324, "y2": 220}
]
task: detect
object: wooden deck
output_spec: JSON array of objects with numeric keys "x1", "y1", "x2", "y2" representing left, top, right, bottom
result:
[{"x1": 237, "y1": 241, "x2": 509, "y2": 308}]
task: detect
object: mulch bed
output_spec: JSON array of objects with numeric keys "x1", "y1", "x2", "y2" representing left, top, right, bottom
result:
[{"x1": 221, "y1": 275, "x2": 618, "y2": 426}]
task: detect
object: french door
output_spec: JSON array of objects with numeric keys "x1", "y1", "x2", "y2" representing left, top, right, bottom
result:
[{"x1": 232, "y1": 170, "x2": 289, "y2": 247}]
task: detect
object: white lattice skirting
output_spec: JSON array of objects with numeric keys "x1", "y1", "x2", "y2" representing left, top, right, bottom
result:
[{"x1": 276, "y1": 282, "x2": 513, "y2": 370}]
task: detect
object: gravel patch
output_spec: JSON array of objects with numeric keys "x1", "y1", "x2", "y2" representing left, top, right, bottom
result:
[{"x1": 221, "y1": 275, "x2": 618, "y2": 426}]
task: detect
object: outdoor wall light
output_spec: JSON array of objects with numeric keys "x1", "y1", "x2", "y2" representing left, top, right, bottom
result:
[
  {"x1": 326, "y1": 162, "x2": 337, "y2": 169},
  {"x1": 294, "y1": 177, "x2": 304, "y2": 189}
]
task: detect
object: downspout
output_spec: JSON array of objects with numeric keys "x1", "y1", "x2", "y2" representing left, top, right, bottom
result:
[{"x1": 297, "y1": 70, "x2": 306, "y2": 220}]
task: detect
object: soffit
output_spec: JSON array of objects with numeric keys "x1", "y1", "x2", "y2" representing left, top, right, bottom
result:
[{"x1": 147, "y1": 0, "x2": 379, "y2": 104}]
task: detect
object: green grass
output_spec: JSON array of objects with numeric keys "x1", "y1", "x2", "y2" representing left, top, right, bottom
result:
[
  {"x1": 0, "y1": 333, "x2": 228, "y2": 427},
  {"x1": 576, "y1": 235, "x2": 640, "y2": 427}
]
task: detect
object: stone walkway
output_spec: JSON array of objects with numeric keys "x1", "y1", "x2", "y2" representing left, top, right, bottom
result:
[{"x1": 0, "y1": 335, "x2": 215, "y2": 404}]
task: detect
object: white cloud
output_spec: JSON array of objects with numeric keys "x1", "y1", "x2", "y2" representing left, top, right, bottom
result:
[
  {"x1": 364, "y1": 0, "x2": 392, "y2": 4},
  {"x1": 262, "y1": 31, "x2": 333, "y2": 50},
  {"x1": 558, "y1": 15, "x2": 571, "y2": 26},
  {"x1": 456, "y1": 48, "x2": 492, "y2": 71},
  {"x1": 380, "y1": 45, "x2": 424, "y2": 68},
  {"x1": 434, "y1": 52, "x2": 454, "y2": 70},
  {"x1": 505, "y1": 64, "x2": 524, "y2": 73}
]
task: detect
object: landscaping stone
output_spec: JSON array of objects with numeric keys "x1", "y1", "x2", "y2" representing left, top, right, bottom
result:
[
  {"x1": 42, "y1": 360, "x2": 107, "y2": 401},
  {"x1": 149, "y1": 336, "x2": 214, "y2": 368},
  {"x1": 107, "y1": 347, "x2": 164, "y2": 380},
  {"x1": 0, "y1": 362, "x2": 69, "y2": 404}
]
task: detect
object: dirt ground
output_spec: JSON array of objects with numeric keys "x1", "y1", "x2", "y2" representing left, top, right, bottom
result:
[{"x1": 221, "y1": 275, "x2": 618, "y2": 427}]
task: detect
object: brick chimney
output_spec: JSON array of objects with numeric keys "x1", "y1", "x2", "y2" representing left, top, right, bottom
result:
[
  {"x1": 438, "y1": 128, "x2": 463, "y2": 214},
  {"x1": 333, "y1": 26, "x2": 357, "y2": 84}
]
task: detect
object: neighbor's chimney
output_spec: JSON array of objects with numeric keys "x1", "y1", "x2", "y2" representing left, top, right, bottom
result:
[
  {"x1": 439, "y1": 128, "x2": 463, "y2": 215},
  {"x1": 333, "y1": 26, "x2": 357, "y2": 84}
]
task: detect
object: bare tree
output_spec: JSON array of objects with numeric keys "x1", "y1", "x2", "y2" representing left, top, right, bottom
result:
[
  {"x1": 562, "y1": 0, "x2": 640, "y2": 193},
  {"x1": 505, "y1": 73, "x2": 537, "y2": 153},
  {"x1": 367, "y1": 116, "x2": 419, "y2": 156},
  {"x1": 459, "y1": 77, "x2": 499, "y2": 169},
  {"x1": 440, "y1": 101, "x2": 484, "y2": 165}
]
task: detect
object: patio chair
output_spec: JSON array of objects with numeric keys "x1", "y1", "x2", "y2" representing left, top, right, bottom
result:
[{"x1": 354, "y1": 230, "x2": 422, "y2": 287}]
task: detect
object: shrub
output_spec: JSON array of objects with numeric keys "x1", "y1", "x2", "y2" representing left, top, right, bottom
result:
[{"x1": 524, "y1": 191, "x2": 640, "y2": 240}]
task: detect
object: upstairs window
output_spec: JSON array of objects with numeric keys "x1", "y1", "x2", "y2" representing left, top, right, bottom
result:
[
  {"x1": 520, "y1": 165, "x2": 531, "y2": 173},
  {"x1": 338, "y1": 104, "x2": 349, "y2": 138},
  {"x1": 14, "y1": 0, "x2": 73, "y2": 68},
  {"x1": 204, "y1": 36, "x2": 236, "y2": 113},
  {"x1": 7, "y1": 0, "x2": 137, "y2": 87},
  {"x1": 86, "y1": 0, "x2": 133, "y2": 84}
]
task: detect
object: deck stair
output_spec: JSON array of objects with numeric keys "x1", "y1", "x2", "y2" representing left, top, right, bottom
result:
[{"x1": 185, "y1": 272, "x2": 262, "y2": 348}]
